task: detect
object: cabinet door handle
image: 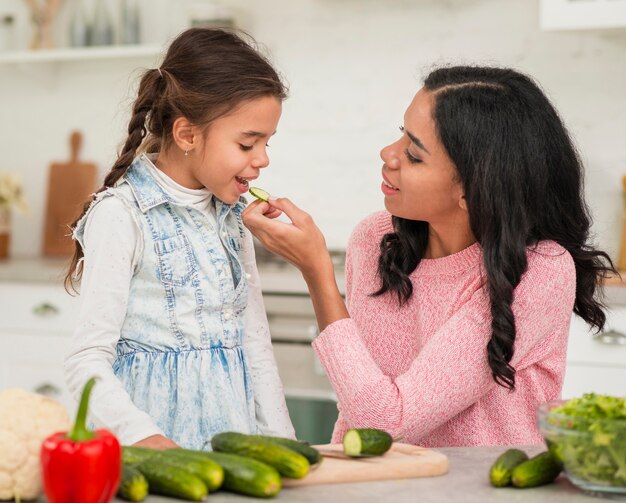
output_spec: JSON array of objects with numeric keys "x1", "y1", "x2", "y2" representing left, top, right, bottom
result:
[
  {"x1": 595, "y1": 329, "x2": 626, "y2": 346},
  {"x1": 32, "y1": 302, "x2": 60, "y2": 317},
  {"x1": 34, "y1": 383, "x2": 61, "y2": 396}
]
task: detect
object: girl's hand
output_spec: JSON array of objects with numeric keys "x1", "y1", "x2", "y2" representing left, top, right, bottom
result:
[
  {"x1": 242, "y1": 197, "x2": 333, "y2": 281},
  {"x1": 132, "y1": 434, "x2": 179, "y2": 450}
]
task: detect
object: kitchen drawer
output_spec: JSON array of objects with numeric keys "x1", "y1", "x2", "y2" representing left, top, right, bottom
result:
[
  {"x1": 2, "y1": 361, "x2": 76, "y2": 415},
  {"x1": 567, "y1": 310, "x2": 626, "y2": 367},
  {"x1": 562, "y1": 363, "x2": 626, "y2": 398},
  {"x1": 0, "y1": 331, "x2": 76, "y2": 415},
  {"x1": 268, "y1": 317, "x2": 318, "y2": 343},
  {"x1": 263, "y1": 293, "x2": 315, "y2": 317},
  {"x1": 0, "y1": 281, "x2": 80, "y2": 334}
]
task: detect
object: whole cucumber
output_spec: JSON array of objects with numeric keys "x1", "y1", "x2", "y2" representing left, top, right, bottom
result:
[
  {"x1": 489, "y1": 448, "x2": 529, "y2": 487},
  {"x1": 136, "y1": 457, "x2": 208, "y2": 501},
  {"x1": 156, "y1": 448, "x2": 224, "y2": 492},
  {"x1": 511, "y1": 451, "x2": 563, "y2": 488},
  {"x1": 212, "y1": 431, "x2": 310, "y2": 479},
  {"x1": 252, "y1": 435, "x2": 322, "y2": 466},
  {"x1": 117, "y1": 464, "x2": 149, "y2": 502},
  {"x1": 122, "y1": 446, "x2": 158, "y2": 465},
  {"x1": 200, "y1": 450, "x2": 282, "y2": 498}
]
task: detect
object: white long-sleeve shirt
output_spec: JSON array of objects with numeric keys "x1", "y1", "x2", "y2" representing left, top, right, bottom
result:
[{"x1": 64, "y1": 161, "x2": 295, "y2": 444}]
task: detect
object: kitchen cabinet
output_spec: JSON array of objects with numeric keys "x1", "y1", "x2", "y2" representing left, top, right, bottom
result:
[
  {"x1": 260, "y1": 265, "x2": 343, "y2": 444},
  {"x1": 540, "y1": 0, "x2": 626, "y2": 30},
  {"x1": 562, "y1": 306, "x2": 626, "y2": 398},
  {"x1": 0, "y1": 280, "x2": 79, "y2": 415}
]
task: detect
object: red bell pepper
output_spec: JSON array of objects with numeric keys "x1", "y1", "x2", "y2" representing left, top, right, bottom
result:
[{"x1": 40, "y1": 377, "x2": 121, "y2": 503}]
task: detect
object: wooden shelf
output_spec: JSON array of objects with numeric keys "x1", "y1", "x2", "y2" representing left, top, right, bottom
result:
[{"x1": 0, "y1": 44, "x2": 163, "y2": 64}]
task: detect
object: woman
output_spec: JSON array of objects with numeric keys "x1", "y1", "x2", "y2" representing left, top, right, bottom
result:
[{"x1": 243, "y1": 66, "x2": 615, "y2": 447}]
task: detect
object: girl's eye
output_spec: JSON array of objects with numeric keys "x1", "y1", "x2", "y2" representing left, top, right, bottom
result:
[
  {"x1": 239, "y1": 144, "x2": 253, "y2": 152},
  {"x1": 405, "y1": 149, "x2": 423, "y2": 164}
]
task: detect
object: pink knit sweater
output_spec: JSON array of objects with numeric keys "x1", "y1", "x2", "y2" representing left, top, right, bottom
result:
[{"x1": 312, "y1": 211, "x2": 576, "y2": 447}]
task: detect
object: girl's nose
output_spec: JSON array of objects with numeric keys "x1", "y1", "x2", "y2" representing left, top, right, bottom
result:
[
  {"x1": 380, "y1": 139, "x2": 401, "y2": 170},
  {"x1": 252, "y1": 148, "x2": 270, "y2": 169}
]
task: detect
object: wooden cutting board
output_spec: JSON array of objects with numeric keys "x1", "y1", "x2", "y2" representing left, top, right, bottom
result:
[
  {"x1": 282, "y1": 443, "x2": 449, "y2": 487},
  {"x1": 42, "y1": 131, "x2": 97, "y2": 256}
]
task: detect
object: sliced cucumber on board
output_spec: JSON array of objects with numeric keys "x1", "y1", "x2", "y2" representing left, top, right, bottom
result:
[{"x1": 342, "y1": 428, "x2": 393, "y2": 457}]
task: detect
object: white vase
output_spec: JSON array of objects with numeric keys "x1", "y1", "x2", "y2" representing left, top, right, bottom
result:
[{"x1": 0, "y1": 206, "x2": 10, "y2": 259}]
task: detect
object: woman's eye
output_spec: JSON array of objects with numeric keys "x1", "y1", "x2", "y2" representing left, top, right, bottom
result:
[
  {"x1": 239, "y1": 144, "x2": 253, "y2": 152},
  {"x1": 405, "y1": 149, "x2": 423, "y2": 164}
]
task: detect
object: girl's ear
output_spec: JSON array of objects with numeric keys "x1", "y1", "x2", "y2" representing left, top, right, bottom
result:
[
  {"x1": 459, "y1": 195, "x2": 468, "y2": 212},
  {"x1": 172, "y1": 117, "x2": 196, "y2": 153}
]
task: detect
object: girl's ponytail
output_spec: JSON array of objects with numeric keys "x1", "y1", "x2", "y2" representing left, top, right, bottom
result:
[{"x1": 64, "y1": 68, "x2": 162, "y2": 291}]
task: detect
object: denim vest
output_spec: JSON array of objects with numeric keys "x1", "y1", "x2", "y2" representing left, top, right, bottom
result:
[{"x1": 73, "y1": 155, "x2": 256, "y2": 449}]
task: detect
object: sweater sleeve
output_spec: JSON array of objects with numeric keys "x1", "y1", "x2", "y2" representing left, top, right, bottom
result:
[
  {"x1": 241, "y1": 230, "x2": 296, "y2": 439},
  {"x1": 312, "y1": 245, "x2": 576, "y2": 441},
  {"x1": 64, "y1": 197, "x2": 164, "y2": 445}
]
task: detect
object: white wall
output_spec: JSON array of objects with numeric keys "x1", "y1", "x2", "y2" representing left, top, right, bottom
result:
[{"x1": 1, "y1": 0, "x2": 625, "y2": 256}]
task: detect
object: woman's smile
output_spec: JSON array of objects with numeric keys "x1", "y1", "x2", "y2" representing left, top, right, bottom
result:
[{"x1": 381, "y1": 172, "x2": 400, "y2": 195}]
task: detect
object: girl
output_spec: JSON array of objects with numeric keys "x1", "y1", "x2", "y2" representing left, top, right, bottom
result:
[
  {"x1": 64, "y1": 28, "x2": 295, "y2": 450},
  {"x1": 243, "y1": 66, "x2": 615, "y2": 447}
]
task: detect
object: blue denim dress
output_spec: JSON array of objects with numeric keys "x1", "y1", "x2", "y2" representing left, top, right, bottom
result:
[{"x1": 74, "y1": 156, "x2": 256, "y2": 449}]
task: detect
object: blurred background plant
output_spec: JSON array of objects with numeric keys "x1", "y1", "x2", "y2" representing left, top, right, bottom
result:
[{"x1": 0, "y1": 170, "x2": 29, "y2": 215}]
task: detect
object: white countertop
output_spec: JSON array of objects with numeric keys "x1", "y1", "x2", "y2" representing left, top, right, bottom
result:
[
  {"x1": 38, "y1": 445, "x2": 609, "y2": 503},
  {"x1": 0, "y1": 257, "x2": 70, "y2": 284},
  {"x1": 6, "y1": 257, "x2": 626, "y2": 305},
  {"x1": 0, "y1": 256, "x2": 345, "y2": 296}
]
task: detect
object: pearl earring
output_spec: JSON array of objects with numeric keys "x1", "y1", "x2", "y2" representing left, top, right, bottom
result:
[{"x1": 184, "y1": 150, "x2": 189, "y2": 156}]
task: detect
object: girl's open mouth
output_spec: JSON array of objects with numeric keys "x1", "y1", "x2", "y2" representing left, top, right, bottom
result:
[{"x1": 235, "y1": 176, "x2": 250, "y2": 188}]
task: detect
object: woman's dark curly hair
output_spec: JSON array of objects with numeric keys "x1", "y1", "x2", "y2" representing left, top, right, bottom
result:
[{"x1": 374, "y1": 66, "x2": 615, "y2": 390}]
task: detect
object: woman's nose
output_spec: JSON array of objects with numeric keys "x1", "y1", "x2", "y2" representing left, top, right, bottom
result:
[{"x1": 380, "y1": 140, "x2": 401, "y2": 170}]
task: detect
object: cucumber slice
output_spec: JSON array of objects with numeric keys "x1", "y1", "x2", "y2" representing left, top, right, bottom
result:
[
  {"x1": 342, "y1": 428, "x2": 393, "y2": 457},
  {"x1": 249, "y1": 186, "x2": 270, "y2": 202}
]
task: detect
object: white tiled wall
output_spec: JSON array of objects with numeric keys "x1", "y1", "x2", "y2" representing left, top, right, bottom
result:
[{"x1": 1, "y1": 0, "x2": 625, "y2": 254}]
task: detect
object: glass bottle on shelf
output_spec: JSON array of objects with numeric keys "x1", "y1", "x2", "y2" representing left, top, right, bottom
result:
[
  {"x1": 120, "y1": 0, "x2": 140, "y2": 45},
  {"x1": 0, "y1": 14, "x2": 15, "y2": 52},
  {"x1": 68, "y1": 0, "x2": 90, "y2": 47},
  {"x1": 90, "y1": 0, "x2": 113, "y2": 46}
]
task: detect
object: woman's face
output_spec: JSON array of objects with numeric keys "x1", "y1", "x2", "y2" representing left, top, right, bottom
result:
[{"x1": 380, "y1": 88, "x2": 466, "y2": 224}]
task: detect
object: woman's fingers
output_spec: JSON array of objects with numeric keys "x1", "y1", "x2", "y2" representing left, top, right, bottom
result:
[
  {"x1": 267, "y1": 197, "x2": 313, "y2": 227},
  {"x1": 264, "y1": 207, "x2": 283, "y2": 219}
]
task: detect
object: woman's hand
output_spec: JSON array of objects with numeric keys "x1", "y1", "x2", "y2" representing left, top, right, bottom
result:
[
  {"x1": 242, "y1": 197, "x2": 334, "y2": 281},
  {"x1": 244, "y1": 197, "x2": 350, "y2": 331},
  {"x1": 132, "y1": 434, "x2": 179, "y2": 450}
]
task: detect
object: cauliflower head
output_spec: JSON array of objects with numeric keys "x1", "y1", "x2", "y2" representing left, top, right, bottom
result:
[{"x1": 0, "y1": 389, "x2": 71, "y2": 501}]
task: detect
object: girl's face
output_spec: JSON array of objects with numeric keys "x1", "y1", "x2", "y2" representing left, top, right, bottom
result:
[
  {"x1": 190, "y1": 96, "x2": 282, "y2": 204},
  {"x1": 380, "y1": 88, "x2": 466, "y2": 224}
]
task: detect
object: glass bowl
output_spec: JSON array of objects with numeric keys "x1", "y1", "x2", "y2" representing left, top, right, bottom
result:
[{"x1": 537, "y1": 397, "x2": 626, "y2": 498}]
